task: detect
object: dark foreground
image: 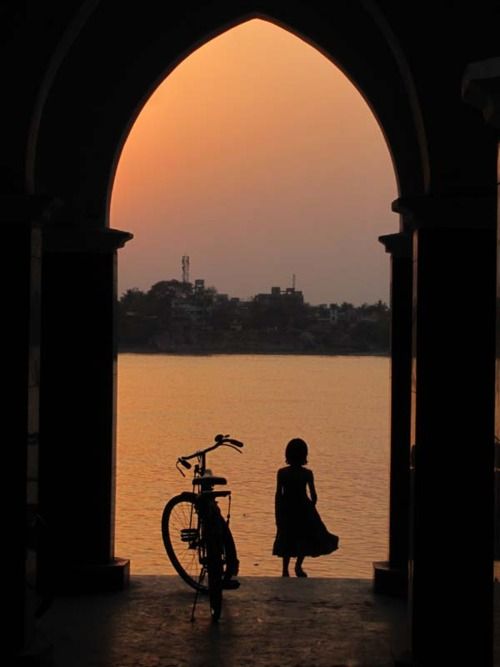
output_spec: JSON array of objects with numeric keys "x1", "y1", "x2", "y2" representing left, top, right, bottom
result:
[
  {"x1": 36, "y1": 575, "x2": 408, "y2": 667},
  {"x1": 35, "y1": 575, "x2": 500, "y2": 666}
]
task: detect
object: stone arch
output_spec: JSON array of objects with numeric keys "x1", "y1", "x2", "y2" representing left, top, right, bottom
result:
[
  {"x1": 30, "y1": 1, "x2": 428, "y2": 229},
  {"x1": 34, "y1": 0, "x2": 426, "y2": 617},
  {"x1": 18, "y1": 3, "x2": 497, "y2": 666}
]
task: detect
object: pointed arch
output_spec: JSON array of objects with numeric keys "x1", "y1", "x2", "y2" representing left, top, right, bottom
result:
[{"x1": 30, "y1": 1, "x2": 427, "y2": 229}]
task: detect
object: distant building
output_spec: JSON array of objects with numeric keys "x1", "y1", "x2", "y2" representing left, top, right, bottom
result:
[
  {"x1": 254, "y1": 285, "x2": 304, "y2": 306},
  {"x1": 194, "y1": 278, "x2": 205, "y2": 293}
]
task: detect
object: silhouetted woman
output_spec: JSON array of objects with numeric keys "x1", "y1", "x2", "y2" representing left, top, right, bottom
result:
[{"x1": 273, "y1": 438, "x2": 339, "y2": 577}]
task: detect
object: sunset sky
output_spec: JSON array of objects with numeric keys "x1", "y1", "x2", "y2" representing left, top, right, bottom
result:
[{"x1": 110, "y1": 19, "x2": 398, "y2": 306}]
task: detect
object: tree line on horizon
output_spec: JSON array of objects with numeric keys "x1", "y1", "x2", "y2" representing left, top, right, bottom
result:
[{"x1": 117, "y1": 279, "x2": 391, "y2": 355}]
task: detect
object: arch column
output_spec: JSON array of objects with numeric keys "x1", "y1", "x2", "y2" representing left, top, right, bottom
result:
[
  {"x1": 373, "y1": 231, "x2": 412, "y2": 597},
  {"x1": 2, "y1": 195, "x2": 48, "y2": 660},
  {"x1": 398, "y1": 192, "x2": 496, "y2": 666},
  {"x1": 39, "y1": 226, "x2": 132, "y2": 593},
  {"x1": 463, "y1": 56, "x2": 500, "y2": 568}
]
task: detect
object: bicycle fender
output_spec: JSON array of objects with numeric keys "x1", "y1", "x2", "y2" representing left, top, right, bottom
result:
[{"x1": 176, "y1": 491, "x2": 197, "y2": 502}]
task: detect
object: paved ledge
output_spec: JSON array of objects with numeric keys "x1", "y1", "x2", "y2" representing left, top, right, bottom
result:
[{"x1": 37, "y1": 575, "x2": 409, "y2": 666}]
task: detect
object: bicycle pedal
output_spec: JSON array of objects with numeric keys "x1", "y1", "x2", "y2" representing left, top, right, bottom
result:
[{"x1": 222, "y1": 579, "x2": 240, "y2": 590}]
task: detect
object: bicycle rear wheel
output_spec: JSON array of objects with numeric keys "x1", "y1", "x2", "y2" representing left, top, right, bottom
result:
[{"x1": 162, "y1": 493, "x2": 206, "y2": 591}]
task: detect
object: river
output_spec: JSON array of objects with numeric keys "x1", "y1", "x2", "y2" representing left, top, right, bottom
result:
[{"x1": 116, "y1": 353, "x2": 390, "y2": 578}]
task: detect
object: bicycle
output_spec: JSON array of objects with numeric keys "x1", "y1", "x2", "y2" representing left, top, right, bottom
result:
[{"x1": 161, "y1": 433, "x2": 243, "y2": 621}]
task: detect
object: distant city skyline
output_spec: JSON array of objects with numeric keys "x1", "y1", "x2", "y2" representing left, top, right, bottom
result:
[
  {"x1": 124, "y1": 267, "x2": 390, "y2": 307},
  {"x1": 111, "y1": 19, "x2": 398, "y2": 306}
]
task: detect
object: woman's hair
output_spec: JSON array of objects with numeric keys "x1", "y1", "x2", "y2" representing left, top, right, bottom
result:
[{"x1": 285, "y1": 438, "x2": 308, "y2": 465}]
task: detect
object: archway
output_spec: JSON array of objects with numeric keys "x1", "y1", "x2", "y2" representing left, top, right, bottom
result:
[
  {"x1": 27, "y1": 2, "x2": 497, "y2": 665},
  {"x1": 110, "y1": 17, "x2": 398, "y2": 582},
  {"x1": 35, "y1": 1, "x2": 421, "y2": 584}
]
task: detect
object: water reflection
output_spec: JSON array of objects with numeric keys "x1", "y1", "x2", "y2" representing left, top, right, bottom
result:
[{"x1": 116, "y1": 354, "x2": 390, "y2": 578}]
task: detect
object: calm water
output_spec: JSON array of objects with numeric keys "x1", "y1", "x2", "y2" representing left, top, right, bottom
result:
[{"x1": 116, "y1": 354, "x2": 390, "y2": 578}]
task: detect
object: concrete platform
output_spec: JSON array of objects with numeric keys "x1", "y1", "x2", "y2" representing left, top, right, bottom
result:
[{"x1": 36, "y1": 575, "x2": 410, "y2": 667}]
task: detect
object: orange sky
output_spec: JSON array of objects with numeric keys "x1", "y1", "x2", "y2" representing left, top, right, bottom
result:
[{"x1": 110, "y1": 19, "x2": 397, "y2": 305}]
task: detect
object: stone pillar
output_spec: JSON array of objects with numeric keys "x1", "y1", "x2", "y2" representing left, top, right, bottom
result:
[
  {"x1": 2, "y1": 195, "x2": 49, "y2": 661},
  {"x1": 373, "y1": 231, "x2": 412, "y2": 598},
  {"x1": 399, "y1": 193, "x2": 496, "y2": 666},
  {"x1": 463, "y1": 52, "x2": 500, "y2": 645},
  {"x1": 497, "y1": 146, "x2": 500, "y2": 569},
  {"x1": 39, "y1": 226, "x2": 132, "y2": 593}
]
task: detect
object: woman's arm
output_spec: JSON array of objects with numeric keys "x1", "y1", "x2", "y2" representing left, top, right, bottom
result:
[
  {"x1": 275, "y1": 469, "x2": 284, "y2": 525},
  {"x1": 307, "y1": 469, "x2": 318, "y2": 505}
]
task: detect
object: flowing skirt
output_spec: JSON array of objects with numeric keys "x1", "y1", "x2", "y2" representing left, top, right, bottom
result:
[{"x1": 272, "y1": 499, "x2": 339, "y2": 558}]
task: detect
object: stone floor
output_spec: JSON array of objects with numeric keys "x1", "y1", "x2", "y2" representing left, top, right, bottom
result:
[
  {"x1": 33, "y1": 574, "x2": 500, "y2": 666},
  {"x1": 37, "y1": 576, "x2": 409, "y2": 667}
]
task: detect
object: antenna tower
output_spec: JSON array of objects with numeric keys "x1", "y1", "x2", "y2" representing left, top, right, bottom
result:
[{"x1": 182, "y1": 255, "x2": 190, "y2": 283}]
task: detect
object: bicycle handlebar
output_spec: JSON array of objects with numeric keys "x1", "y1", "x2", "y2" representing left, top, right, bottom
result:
[{"x1": 176, "y1": 434, "x2": 244, "y2": 474}]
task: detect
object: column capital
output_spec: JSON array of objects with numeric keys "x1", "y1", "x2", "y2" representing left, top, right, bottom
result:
[
  {"x1": 392, "y1": 192, "x2": 496, "y2": 231},
  {"x1": 43, "y1": 226, "x2": 133, "y2": 253},
  {"x1": 462, "y1": 57, "x2": 500, "y2": 131},
  {"x1": 378, "y1": 231, "x2": 412, "y2": 258},
  {"x1": 0, "y1": 194, "x2": 58, "y2": 224}
]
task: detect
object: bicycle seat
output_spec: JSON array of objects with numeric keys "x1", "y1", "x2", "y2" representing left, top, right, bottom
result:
[{"x1": 192, "y1": 475, "x2": 227, "y2": 487}]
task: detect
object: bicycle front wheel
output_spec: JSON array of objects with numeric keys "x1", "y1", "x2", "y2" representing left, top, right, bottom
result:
[{"x1": 162, "y1": 493, "x2": 207, "y2": 592}]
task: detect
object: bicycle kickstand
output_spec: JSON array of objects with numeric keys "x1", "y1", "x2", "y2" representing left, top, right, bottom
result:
[{"x1": 190, "y1": 567, "x2": 206, "y2": 622}]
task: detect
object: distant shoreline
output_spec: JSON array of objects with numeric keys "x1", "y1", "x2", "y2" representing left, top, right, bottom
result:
[{"x1": 118, "y1": 346, "x2": 389, "y2": 357}]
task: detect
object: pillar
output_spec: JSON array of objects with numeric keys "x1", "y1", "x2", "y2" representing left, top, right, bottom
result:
[
  {"x1": 399, "y1": 192, "x2": 496, "y2": 666},
  {"x1": 373, "y1": 231, "x2": 412, "y2": 597},
  {"x1": 463, "y1": 54, "x2": 500, "y2": 657},
  {"x1": 39, "y1": 226, "x2": 132, "y2": 593},
  {"x1": 497, "y1": 143, "x2": 500, "y2": 573},
  {"x1": 2, "y1": 195, "x2": 53, "y2": 662},
  {"x1": 463, "y1": 56, "x2": 500, "y2": 565}
]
